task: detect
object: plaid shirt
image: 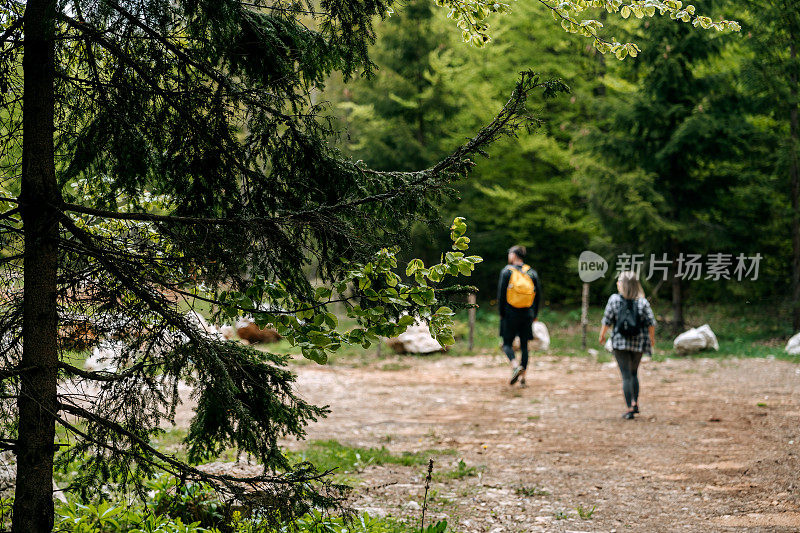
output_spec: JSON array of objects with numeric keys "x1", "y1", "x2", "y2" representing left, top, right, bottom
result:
[{"x1": 602, "y1": 294, "x2": 656, "y2": 354}]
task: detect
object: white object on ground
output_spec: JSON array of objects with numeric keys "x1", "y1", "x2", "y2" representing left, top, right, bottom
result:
[
  {"x1": 386, "y1": 319, "x2": 443, "y2": 354},
  {"x1": 84, "y1": 340, "x2": 123, "y2": 372},
  {"x1": 786, "y1": 332, "x2": 800, "y2": 355},
  {"x1": 219, "y1": 324, "x2": 236, "y2": 340},
  {"x1": 673, "y1": 324, "x2": 719, "y2": 355},
  {"x1": 185, "y1": 310, "x2": 224, "y2": 340},
  {"x1": 530, "y1": 321, "x2": 550, "y2": 351}
]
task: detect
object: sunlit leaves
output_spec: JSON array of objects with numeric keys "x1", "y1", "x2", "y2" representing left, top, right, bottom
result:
[
  {"x1": 434, "y1": 0, "x2": 739, "y2": 58},
  {"x1": 433, "y1": 0, "x2": 514, "y2": 46},
  {"x1": 218, "y1": 218, "x2": 483, "y2": 363}
]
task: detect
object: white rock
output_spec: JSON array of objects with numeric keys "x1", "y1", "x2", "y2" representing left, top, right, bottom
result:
[
  {"x1": 84, "y1": 340, "x2": 123, "y2": 372},
  {"x1": 531, "y1": 321, "x2": 550, "y2": 351},
  {"x1": 403, "y1": 500, "x2": 421, "y2": 510},
  {"x1": 386, "y1": 320, "x2": 443, "y2": 354},
  {"x1": 673, "y1": 324, "x2": 719, "y2": 355},
  {"x1": 219, "y1": 324, "x2": 236, "y2": 340},
  {"x1": 185, "y1": 310, "x2": 224, "y2": 340},
  {"x1": 786, "y1": 332, "x2": 800, "y2": 355},
  {"x1": 587, "y1": 348, "x2": 599, "y2": 357}
]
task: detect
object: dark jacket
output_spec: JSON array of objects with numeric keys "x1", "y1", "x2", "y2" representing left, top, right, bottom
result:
[{"x1": 497, "y1": 264, "x2": 541, "y2": 320}]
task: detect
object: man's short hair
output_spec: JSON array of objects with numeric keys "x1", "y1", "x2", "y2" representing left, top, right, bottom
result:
[{"x1": 508, "y1": 245, "x2": 527, "y2": 259}]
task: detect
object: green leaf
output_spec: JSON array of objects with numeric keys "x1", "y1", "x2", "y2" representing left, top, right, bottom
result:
[
  {"x1": 315, "y1": 286, "x2": 332, "y2": 300},
  {"x1": 398, "y1": 315, "x2": 416, "y2": 327}
]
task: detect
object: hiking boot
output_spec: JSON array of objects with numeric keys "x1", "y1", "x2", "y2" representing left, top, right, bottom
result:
[
  {"x1": 633, "y1": 405, "x2": 639, "y2": 414},
  {"x1": 622, "y1": 411, "x2": 635, "y2": 420},
  {"x1": 510, "y1": 365, "x2": 523, "y2": 385}
]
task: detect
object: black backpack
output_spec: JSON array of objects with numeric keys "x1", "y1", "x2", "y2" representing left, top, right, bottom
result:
[{"x1": 614, "y1": 298, "x2": 644, "y2": 337}]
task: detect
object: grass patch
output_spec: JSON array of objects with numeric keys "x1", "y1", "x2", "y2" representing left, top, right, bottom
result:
[
  {"x1": 287, "y1": 440, "x2": 456, "y2": 475},
  {"x1": 379, "y1": 362, "x2": 412, "y2": 371},
  {"x1": 433, "y1": 459, "x2": 480, "y2": 481},
  {"x1": 577, "y1": 504, "x2": 597, "y2": 519},
  {"x1": 515, "y1": 486, "x2": 549, "y2": 497}
]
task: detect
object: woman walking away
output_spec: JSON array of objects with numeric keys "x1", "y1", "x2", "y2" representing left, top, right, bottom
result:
[{"x1": 598, "y1": 271, "x2": 656, "y2": 419}]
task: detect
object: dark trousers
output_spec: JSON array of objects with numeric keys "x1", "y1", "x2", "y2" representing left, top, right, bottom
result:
[
  {"x1": 613, "y1": 349, "x2": 643, "y2": 408},
  {"x1": 501, "y1": 312, "x2": 532, "y2": 369}
]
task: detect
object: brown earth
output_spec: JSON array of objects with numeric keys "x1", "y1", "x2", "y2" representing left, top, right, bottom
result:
[{"x1": 282, "y1": 353, "x2": 800, "y2": 532}]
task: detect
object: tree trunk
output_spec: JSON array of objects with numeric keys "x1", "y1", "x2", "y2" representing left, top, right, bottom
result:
[
  {"x1": 670, "y1": 239, "x2": 684, "y2": 335},
  {"x1": 13, "y1": 1, "x2": 60, "y2": 532},
  {"x1": 789, "y1": 42, "x2": 800, "y2": 332}
]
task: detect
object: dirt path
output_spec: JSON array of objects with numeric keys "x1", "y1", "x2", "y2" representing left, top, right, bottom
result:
[{"x1": 286, "y1": 354, "x2": 800, "y2": 532}]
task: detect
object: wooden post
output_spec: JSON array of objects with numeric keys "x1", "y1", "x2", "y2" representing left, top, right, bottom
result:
[
  {"x1": 468, "y1": 292, "x2": 476, "y2": 352},
  {"x1": 581, "y1": 282, "x2": 589, "y2": 350}
]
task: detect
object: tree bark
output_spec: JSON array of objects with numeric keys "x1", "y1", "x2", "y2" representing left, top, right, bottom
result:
[
  {"x1": 670, "y1": 239, "x2": 684, "y2": 335},
  {"x1": 789, "y1": 41, "x2": 800, "y2": 332},
  {"x1": 13, "y1": 1, "x2": 60, "y2": 532}
]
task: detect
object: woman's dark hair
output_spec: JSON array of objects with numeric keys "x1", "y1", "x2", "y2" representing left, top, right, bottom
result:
[{"x1": 508, "y1": 245, "x2": 527, "y2": 259}]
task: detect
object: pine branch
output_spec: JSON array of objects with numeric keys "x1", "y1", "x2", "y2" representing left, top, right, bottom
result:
[
  {"x1": 0, "y1": 14, "x2": 23, "y2": 44},
  {"x1": 58, "y1": 361, "x2": 150, "y2": 382},
  {"x1": 0, "y1": 365, "x2": 35, "y2": 380},
  {"x1": 59, "y1": 72, "x2": 556, "y2": 226},
  {"x1": 57, "y1": 400, "x2": 335, "y2": 486},
  {"x1": 289, "y1": 71, "x2": 560, "y2": 218},
  {"x1": 61, "y1": 202, "x2": 241, "y2": 225}
]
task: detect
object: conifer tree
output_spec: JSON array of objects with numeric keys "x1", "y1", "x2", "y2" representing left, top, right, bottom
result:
[
  {"x1": 0, "y1": 1, "x2": 561, "y2": 531},
  {"x1": 0, "y1": 0, "x2": 739, "y2": 530},
  {"x1": 589, "y1": 4, "x2": 753, "y2": 330}
]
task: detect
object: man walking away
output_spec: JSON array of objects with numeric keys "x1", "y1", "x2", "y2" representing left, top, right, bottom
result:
[{"x1": 498, "y1": 245, "x2": 541, "y2": 386}]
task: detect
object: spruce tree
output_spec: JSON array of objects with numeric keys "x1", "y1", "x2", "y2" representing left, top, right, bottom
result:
[
  {"x1": 741, "y1": 0, "x2": 800, "y2": 329},
  {"x1": 0, "y1": 1, "x2": 559, "y2": 531},
  {"x1": 589, "y1": 4, "x2": 753, "y2": 330}
]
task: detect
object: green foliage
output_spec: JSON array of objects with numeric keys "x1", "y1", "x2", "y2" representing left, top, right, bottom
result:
[
  {"x1": 51, "y1": 472, "x2": 427, "y2": 533},
  {"x1": 433, "y1": 459, "x2": 479, "y2": 481},
  {"x1": 216, "y1": 218, "x2": 483, "y2": 365},
  {"x1": 326, "y1": 0, "x2": 599, "y2": 303},
  {"x1": 146, "y1": 476, "x2": 226, "y2": 529},
  {"x1": 286, "y1": 440, "x2": 456, "y2": 474},
  {"x1": 582, "y1": 0, "x2": 789, "y2": 309},
  {"x1": 3, "y1": 0, "x2": 550, "y2": 524},
  {"x1": 432, "y1": 0, "x2": 739, "y2": 54},
  {"x1": 576, "y1": 504, "x2": 597, "y2": 519},
  {"x1": 57, "y1": 500, "x2": 206, "y2": 533},
  {"x1": 515, "y1": 486, "x2": 550, "y2": 497},
  {"x1": 417, "y1": 520, "x2": 448, "y2": 533}
]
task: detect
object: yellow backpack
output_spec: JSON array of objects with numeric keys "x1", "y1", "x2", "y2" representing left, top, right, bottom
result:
[{"x1": 507, "y1": 265, "x2": 535, "y2": 308}]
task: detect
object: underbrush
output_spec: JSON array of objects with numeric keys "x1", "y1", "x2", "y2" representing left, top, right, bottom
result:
[
  {"x1": 0, "y1": 439, "x2": 459, "y2": 533},
  {"x1": 0, "y1": 474, "x2": 450, "y2": 533}
]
